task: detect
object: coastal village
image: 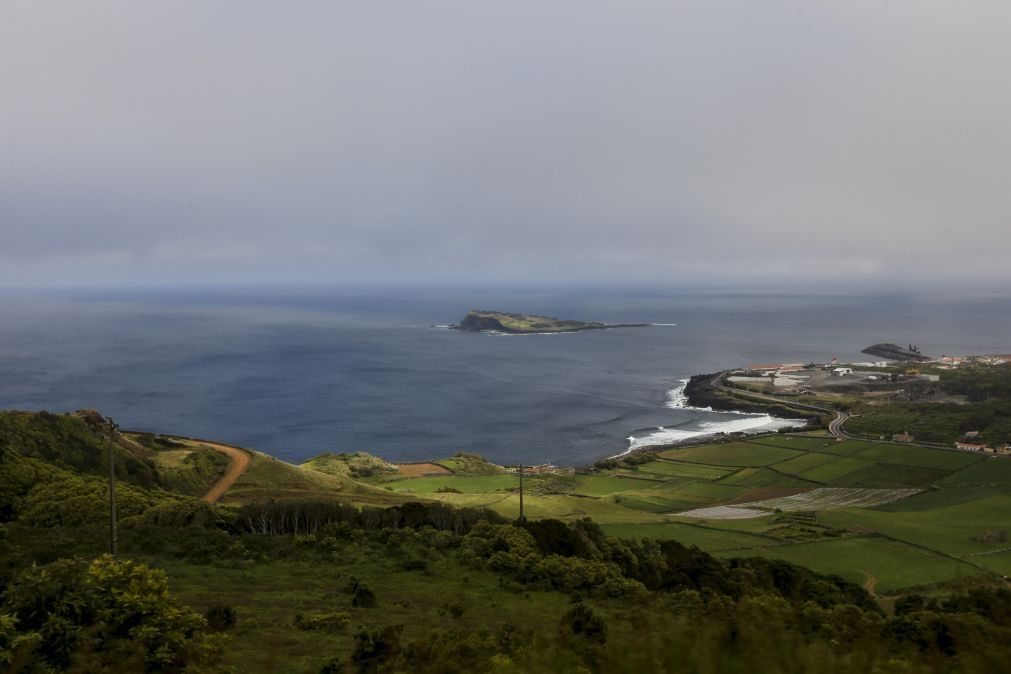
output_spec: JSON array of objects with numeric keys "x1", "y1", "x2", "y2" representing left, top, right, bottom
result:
[{"x1": 728, "y1": 343, "x2": 1011, "y2": 455}]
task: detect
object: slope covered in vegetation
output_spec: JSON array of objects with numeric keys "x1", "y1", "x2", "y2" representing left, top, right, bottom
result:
[{"x1": 2, "y1": 411, "x2": 1010, "y2": 673}]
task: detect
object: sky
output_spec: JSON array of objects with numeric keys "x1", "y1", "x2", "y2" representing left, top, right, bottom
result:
[{"x1": 2, "y1": 1, "x2": 1011, "y2": 289}]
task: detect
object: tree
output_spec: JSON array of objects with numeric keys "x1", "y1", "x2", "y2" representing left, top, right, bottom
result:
[{"x1": 1, "y1": 555, "x2": 226, "y2": 672}]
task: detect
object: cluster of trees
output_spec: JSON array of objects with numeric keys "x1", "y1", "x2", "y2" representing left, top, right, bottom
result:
[
  {"x1": 0, "y1": 411, "x2": 227, "y2": 528},
  {"x1": 235, "y1": 499, "x2": 507, "y2": 536},
  {"x1": 940, "y1": 364, "x2": 1011, "y2": 402},
  {"x1": 0, "y1": 555, "x2": 225, "y2": 672}
]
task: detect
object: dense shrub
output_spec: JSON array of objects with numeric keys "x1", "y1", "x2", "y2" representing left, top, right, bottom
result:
[
  {"x1": 0, "y1": 555, "x2": 226, "y2": 671},
  {"x1": 294, "y1": 611, "x2": 351, "y2": 631}
]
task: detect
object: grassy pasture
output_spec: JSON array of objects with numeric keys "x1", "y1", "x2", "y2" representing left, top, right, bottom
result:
[
  {"x1": 820, "y1": 489, "x2": 1011, "y2": 558},
  {"x1": 817, "y1": 440, "x2": 881, "y2": 456},
  {"x1": 225, "y1": 452, "x2": 406, "y2": 507},
  {"x1": 717, "y1": 468, "x2": 819, "y2": 489},
  {"x1": 773, "y1": 452, "x2": 838, "y2": 474},
  {"x1": 747, "y1": 436, "x2": 836, "y2": 451},
  {"x1": 975, "y1": 551, "x2": 1011, "y2": 575},
  {"x1": 599, "y1": 522, "x2": 781, "y2": 550},
  {"x1": 158, "y1": 554, "x2": 575, "y2": 674},
  {"x1": 717, "y1": 536, "x2": 987, "y2": 593},
  {"x1": 671, "y1": 481, "x2": 748, "y2": 501},
  {"x1": 854, "y1": 445, "x2": 983, "y2": 471},
  {"x1": 570, "y1": 475, "x2": 659, "y2": 496},
  {"x1": 631, "y1": 460, "x2": 734, "y2": 480},
  {"x1": 939, "y1": 456, "x2": 1011, "y2": 486},
  {"x1": 832, "y1": 463, "x2": 950, "y2": 488},
  {"x1": 384, "y1": 474, "x2": 518, "y2": 494},
  {"x1": 659, "y1": 442, "x2": 802, "y2": 467},
  {"x1": 798, "y1": 457, "x2": 876, "y2": 483}
]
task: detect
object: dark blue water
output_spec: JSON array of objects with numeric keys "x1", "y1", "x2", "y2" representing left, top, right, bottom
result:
[{"x1": 2, "y1": 287, "x2": 1009, "y2": 465}]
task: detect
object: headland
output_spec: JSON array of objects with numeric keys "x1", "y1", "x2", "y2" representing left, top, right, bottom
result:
[{"x1": 452, "y1": 310, "x2": 649, "y2": 334}]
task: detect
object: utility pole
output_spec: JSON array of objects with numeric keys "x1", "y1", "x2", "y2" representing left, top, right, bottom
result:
[
  {"x1": 106, "y1": 416, "x2": 118, "y2": 557},
  {"x1": 518, "y1": 464, "x2": 524, "y2": 521}
]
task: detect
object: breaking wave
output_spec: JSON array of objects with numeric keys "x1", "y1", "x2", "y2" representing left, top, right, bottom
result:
[{"x1": 611, "y1": 414, "x2": 802, "y2": 458}]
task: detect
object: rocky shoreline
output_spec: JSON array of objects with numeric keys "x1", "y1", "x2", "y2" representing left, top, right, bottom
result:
[
  {"x1": 683, "y1": 372, "x2": 819, "y2": 421},
  {"x1": 589, "y1": 372, "x2": 820, "y2": 468}
]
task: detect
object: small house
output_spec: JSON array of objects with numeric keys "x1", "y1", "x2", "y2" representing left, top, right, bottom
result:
[
  {"x1": 832, "y1": 367, "x2": 853, "y2": 377},
  {"x1": 892, "y1": 432, "x2": 915, "y2": 444},
  {"x1": 955, "y1": 442, "x2": 985, "y2": 452}
]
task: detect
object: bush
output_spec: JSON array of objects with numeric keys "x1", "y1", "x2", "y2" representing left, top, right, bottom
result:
[
  {"x1": 319, "y1": 654, "x2": 344, "y2": 674},
  {"x1": 352, "y1": 625, "x2": 403, "y2": 672},
  {"x1": 205, "y1": 604, "x2": 237, "y2": 632},
  {"x1": 294, "y1": 611, "x2": 351, "y2": 632},
  {"x1": 0, "y1": 555, "x2": 225, "y2": 671},
  {"x1": 347, "y1": 578, "x2": 377, "y2": 608}
]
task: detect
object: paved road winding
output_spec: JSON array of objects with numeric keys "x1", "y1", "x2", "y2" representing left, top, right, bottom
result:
[{"x1": 707, "y1": 371, "x2": 852, "y2": 439}]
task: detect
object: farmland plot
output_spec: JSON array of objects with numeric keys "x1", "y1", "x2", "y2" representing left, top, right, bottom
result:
[{"x1": 675, "y1": 487, "x2": 922, "y2": 520}]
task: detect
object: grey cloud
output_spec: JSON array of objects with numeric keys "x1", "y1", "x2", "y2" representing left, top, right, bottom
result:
[{"x1": 2, "y1": 1, "x2": 1011, "y2": 287}]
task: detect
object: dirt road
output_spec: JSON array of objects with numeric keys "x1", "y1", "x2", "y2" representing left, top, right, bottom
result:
[{"x1": 201, "y1": 442, "x2": 252, "y2": 503}]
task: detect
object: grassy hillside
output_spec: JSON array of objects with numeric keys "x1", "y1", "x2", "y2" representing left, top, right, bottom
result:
[{"x1": 2, "y1": 411, "x2": 1011, "y2": 673}]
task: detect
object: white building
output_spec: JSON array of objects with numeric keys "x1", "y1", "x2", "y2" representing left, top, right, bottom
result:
[{"x1": 832, "y1": 367, "x2": 853, "y2": 377}]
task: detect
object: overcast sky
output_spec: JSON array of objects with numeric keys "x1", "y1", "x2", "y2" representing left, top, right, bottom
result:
[{"x1": 2, "y1": 1, "x2": 1010, "y2": 289}]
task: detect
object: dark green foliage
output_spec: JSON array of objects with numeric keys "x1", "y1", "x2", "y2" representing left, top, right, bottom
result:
[
  {"x1": 351, "y1": 624, "x2": 403, "y2": 672},
  {"x1": 0, "y1": 555, "x2": 225, "y2": 672},
  {"x1": 205, "y1": 604, "x2": 237, "y2": 632},
  {"x1": 131, "y1": 499, "x2": 222, "y2": 529},
  {"x1": 0, "y1": 411, "x2": 198, "y2": 527},
  {"x1": 294, "y1": 611, "x2": 350, "y2": 631},
  {"x1": 562, "y1": 603, "x2": 607, "y2": 644},
  {"x1": 0, "y1": 410, "x2": 159, "y2": 487},
  {"x1": 318, "y1": 655, "x2": 344, "y2": 674},
  {"x1": 348, "y1": 578, "x2": 377, "y2": 608},
  {"x1": 156, "y1": 445, "x2": 230, "y2": 495},
  {"x1": 438, "y1": 601, "x2": 464, "y2": 618},
  {"x1": 237, "y1": 499, "x2": 506, "y2": 536}
]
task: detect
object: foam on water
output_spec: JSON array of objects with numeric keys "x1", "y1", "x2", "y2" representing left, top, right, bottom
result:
[
  {"x1": 611, "y1": 414, "x2": 802, "y2": 458},
  {"x1": 666, "y1": 378, "x2": 712, "y2": 411}
]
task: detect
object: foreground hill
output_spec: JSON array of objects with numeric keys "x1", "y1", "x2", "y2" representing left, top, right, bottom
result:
[{"x1": 2, "y1": 410, "x2": 1010, "y2": 673}]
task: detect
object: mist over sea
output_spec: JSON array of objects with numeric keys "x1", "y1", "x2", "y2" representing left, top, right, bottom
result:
[{"x1": 2, "y1": 287, "x2": 1009, "y2": 466}]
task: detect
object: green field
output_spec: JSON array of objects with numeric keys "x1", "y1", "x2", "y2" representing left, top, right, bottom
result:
[
  {"x1": 387, "y1": 436, "x2": 1011, "y2": 593},
  {"x1": 940, "y1": 456, "x2": 1011, "y2": 486},
  {"x1": 798, "y1": 457, "x2": 875, "y2": 482},
  {"x1": 748, "y1": 436, "x2": 836, "y2": 451},
  {"x1": 773, "y1": 452, "x2": 838, "y2": 474},
  {"x1": 717, "y1": 537, "x2": 987, "y2": 593},
  {"x1": 631, "y1": 460, "x2": 734, "y2": 480},
  {"x1": 385, "y1": 474, "x2": 518, "y2": 494},
  {"x1": 659, "y1": 442, "x2": 802, "y2": 467},
  {"x1": 717, "y1": 467, "x2": 819, "y2": 488},
  {"x1": 820, "y1": 488, "x2": 1011, "y2": 558},
  {"x1": 833, "y1": 463, "x2": 949, "y2": 488},
  {"x1": 818, "y1": 440, "x2": 881, "y2": 456},
  {"x1": 854, "y1": 445, "x2": 983, "y2": 470},
  {"x1": 599, "y1": 522, "x2": 780, "y2": 551},
  {"x1": 570, "y1": 474, "x2": 660, "y2": 496}
]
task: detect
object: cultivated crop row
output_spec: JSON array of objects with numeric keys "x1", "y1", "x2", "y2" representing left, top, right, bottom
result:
[{"x1": 675, "y1": 487, "x2": 922, "y2": 520}]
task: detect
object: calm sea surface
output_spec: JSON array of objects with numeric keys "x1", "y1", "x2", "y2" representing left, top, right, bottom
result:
[{"x1": 2, "y1": 287, "x2": 1009, "y2": 466}]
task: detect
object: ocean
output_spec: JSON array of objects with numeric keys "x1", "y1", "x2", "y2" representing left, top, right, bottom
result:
[{"x1": 1, "y1": 287, "x2": 1009, "y2": 466}]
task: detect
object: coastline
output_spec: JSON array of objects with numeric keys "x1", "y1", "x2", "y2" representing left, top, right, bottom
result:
[{"x1": 599, "y1": 374, "x2": 811, "y2": 463}]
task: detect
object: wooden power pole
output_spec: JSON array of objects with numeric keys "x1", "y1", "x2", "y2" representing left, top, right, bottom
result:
[
  {"x1": 106, "y1": 417, "x2": 119, "y2": 557},
  {"x1": 518, "y1": 464, "x2": 525, "y2": 521}
]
